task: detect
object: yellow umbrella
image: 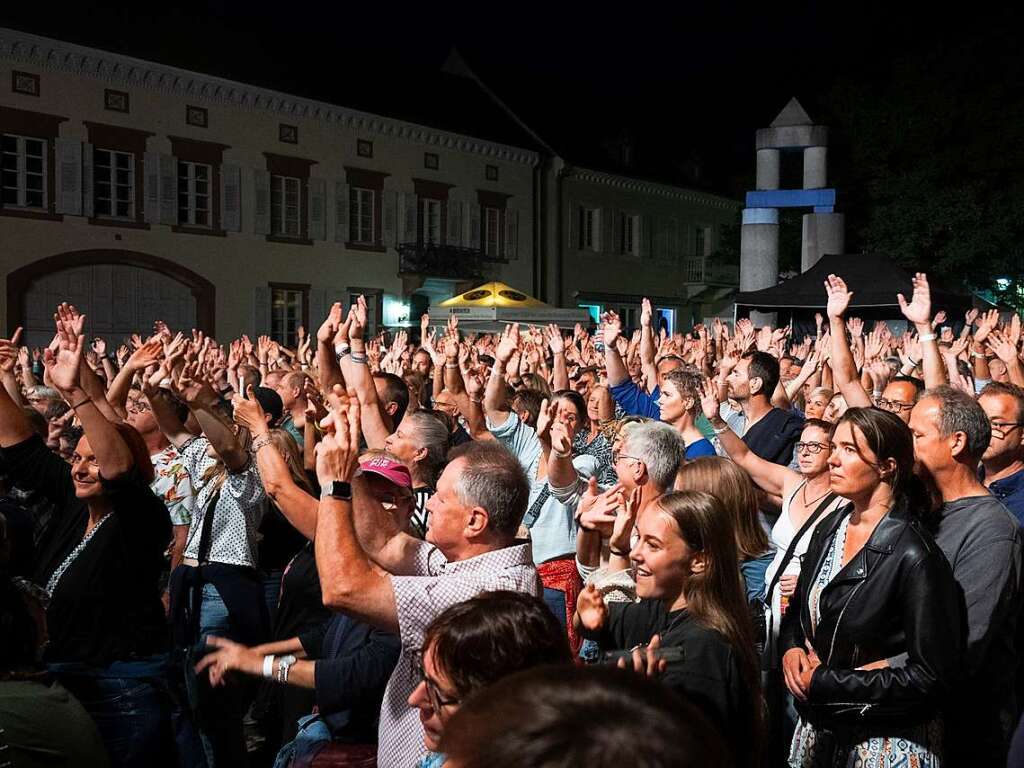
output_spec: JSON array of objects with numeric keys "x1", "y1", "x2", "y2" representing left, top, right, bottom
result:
[{"x1": 439, "y1": 281, "x2": 548, "y2": 308}]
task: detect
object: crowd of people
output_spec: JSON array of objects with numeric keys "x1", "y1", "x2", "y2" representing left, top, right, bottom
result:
[{"x1": 1, "y1": 271, "x2": 1023, "y2": 768}]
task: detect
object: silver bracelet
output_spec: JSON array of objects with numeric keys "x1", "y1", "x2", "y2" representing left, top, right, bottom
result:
[{"x1": 262, "y1": 654, "x2": 276, "y2": 679}]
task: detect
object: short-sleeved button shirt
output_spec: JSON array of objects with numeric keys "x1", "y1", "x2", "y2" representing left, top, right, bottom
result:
[
  {"x1": 377, "y1": 540, "x2": 542, "y2": 768},
  {"x1": 150, "y1": 444, "x2": 195, "y2": 527}
]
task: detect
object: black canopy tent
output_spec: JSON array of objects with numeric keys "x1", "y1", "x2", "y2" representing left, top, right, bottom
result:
[{"x1": 734, "y1": 253, "x2": 985, "y2": 330}]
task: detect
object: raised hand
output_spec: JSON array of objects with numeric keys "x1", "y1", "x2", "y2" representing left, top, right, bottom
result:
[
  {"x1": 577, "y1": 479, "x2": 625, "y2": 536},
  {"x1": 91, "y1": 337, "x2": 107, "y2": 357},
  {"x1": 495, "y1": 323, "x2": 520, "y2": 365},
  {"x1": 125, "y1": 339, "x2": 164, "y2": 372},
  {"x1": 231, "y1": 384, "x2": 269, "y2": 435},
  {"x1": 601, "y1": 311, "x2": 622, "y2": 347},
  {"x1": 608, "y1": 487, "x2": 640, "y2": 556},
  {"x1": 846, "y1": 317, "x2": 864, "y2": 338},
  {"x1": 988, "y1": 330, "x2": 1020, "y2": 365},
  {"x1": 318, "y1": 302, "x2": 343, "y2": 344},
  {"x1": 575, "y1": 584, "x2": 609, "y2": 632},
  {"x1": 349, "y1": 296, "x2": 368, "y2": 341},
  {"x1": 640, "y1": 297, "x2": 653, "y2": 328},
  {"x1": 545, "y1": 323, "x2": 565, "y2": 355},
  {"x1": 897, "y1": 273, "x2": 932, "y2": 326},
  {"x1": 931, "y1": 310, "x2": 947, "y2": 330},
  {"x1": 46, "y1": 328, "x2": 85, "y2": 395},
  {"x1": 617, "y1": 632, "x2": 669, "y2": 679},
  {"x1": 974, "y1": 308, "x2": 1000, "y2": 344},
  {"x1": 824, "y1": 274, "x2": 853, "y2": 319},
  {"x1": 0, "y1": 327, "x2": 23, "y2": 373},
  {"x1": 315, "y1": 401, "x2": 362, "y2": 486},
  {"x1": 699, "y1": 377, "x2": 721, "y2": 422},
  {"x1": 965, "y1": 308, "x2": 979, "y2": 327}
]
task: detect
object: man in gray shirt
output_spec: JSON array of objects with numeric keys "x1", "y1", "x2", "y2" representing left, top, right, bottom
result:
[{"x1": 910, "y1": 386, "x2": 1023, "y2": 767}]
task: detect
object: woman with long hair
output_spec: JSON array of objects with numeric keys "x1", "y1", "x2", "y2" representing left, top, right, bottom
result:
[
  {"x1": 780, "y1": 407, "x2": 961, "y2": 767},
  {"x1": 575, "y1": 490, "x2": 762, "y2": 768},
  {"x1": 676, "y1": 456, "x2": 775, "y2": 602}
]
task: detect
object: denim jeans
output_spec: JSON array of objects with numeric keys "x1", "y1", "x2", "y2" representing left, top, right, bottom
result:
[
  {"x1": 542, "y1": 586, "x2": 567, "y2": 631},
  {"x1": 52, "y1": 658, "x2": 175, "y2": 768},
  {"x1": 171, "y1": 582, "x2": 251, "y2": 768}
]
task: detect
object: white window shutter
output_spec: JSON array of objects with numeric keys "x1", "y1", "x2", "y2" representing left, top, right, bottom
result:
[
  {"x1": 504, "y1": 208, "x2": 518, "y2": 259},
  {"x1": 55, "y1": 138, "x2": 82, "y2": 215},
  {"x1": 395, "y1": 192, "x2": 407, "y2": 244},
  {"x1": 333, "y1": 181, "x2": 348, "y2": 243},
  {"x1": 144, "y1": 151, "x2": 161, "y2": 223},
  {"x1": 82, "y1": 142, "x2": 94, "y2": 217},
  {"x1": 383, "y1": 190, "x2": 397, "y2": 247},
  {"x1": 470, "y1": 204, "x2": 481, "y2": 250},
  {"x1": 253, "y1": 286, "x2": 271, "y2": 336},
  {"x1": 221, "y1": 164, "x2": 241, "y2": 232},
  {"x1": 308, "y1": 177, "x2": 326, "y2": 240},
  {"x1": 404, "y1": 194, "x2": 417, "y2": 244},
  {"x1": 158, "y1": 154, "x2": 177, "y2": 225},
  {"x1": 253, "y1": 169, "x2": 271, "y2": 235},
  {"x1": 447, "y1": 194, "x2": 462, "y2": 246}
]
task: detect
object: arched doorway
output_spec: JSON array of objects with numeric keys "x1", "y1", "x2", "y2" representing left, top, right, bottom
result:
[{"x1": 7, "y1": 250, "x2": 215, "y2": 348}]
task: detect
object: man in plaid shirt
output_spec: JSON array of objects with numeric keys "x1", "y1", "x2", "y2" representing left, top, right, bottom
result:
[{"x1": 313, "y1": 403, "x2": 542, "y2": 768}]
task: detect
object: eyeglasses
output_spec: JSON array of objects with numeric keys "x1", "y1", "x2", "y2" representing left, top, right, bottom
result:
[
  {"x1": 990, "y1": 421, "x2": 1024, "y2": 439},
  {"x1": 875, "y1": 398, "x2": 914, "y2": 413},
  {"x1": 612, "y1": 451, "x2": 642, "y2": 465},
  {"x1": 413, "y1": 651, "x2": 461, "y2": 711},
  {"x1": 795, "y1": 441, "x2": 829, "y2": 455},
  {"x1": 126, "y1": 399, "x2": 151, "y2": 414}
]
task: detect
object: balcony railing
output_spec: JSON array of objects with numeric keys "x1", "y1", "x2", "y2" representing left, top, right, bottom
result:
[
  {"x1": 683, "y1": 257, "x2": 739, "y2": 286},
  {"x1": 397, "y1": 242, "x2": 506, "y2": 281}
]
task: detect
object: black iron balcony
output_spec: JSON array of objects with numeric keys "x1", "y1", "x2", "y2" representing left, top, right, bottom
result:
[{"x1": 397, "y1": 241, "x2": 506, "y2": 280}]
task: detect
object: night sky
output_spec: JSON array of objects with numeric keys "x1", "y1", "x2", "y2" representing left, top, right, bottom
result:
[{"x1": 1, "y1": 2, "x2": 1020, "y2": 198}]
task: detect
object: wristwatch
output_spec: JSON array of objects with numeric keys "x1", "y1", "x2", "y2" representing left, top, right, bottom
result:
[{"x1": 321, "y1": 481, "x2": 353, "y2": 501}]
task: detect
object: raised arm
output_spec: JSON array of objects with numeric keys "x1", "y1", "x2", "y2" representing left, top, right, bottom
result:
[
  {"x1": 0, "y1": 328, "x2": 33, "y2": 447},
  {"x1": 601, "y1": 311, "x2": 629, "y2": 387},
  {"x1": 107, "y1": 339, "x2": 163, "y2": 414},
  {"x1": 897, "y1": 273, "x2": 946, "y2": 389},
  {"x1": 316, "y1": 302, "x2": 345, "y2": 393},
  {"x1": 47, "y1": 324, "x2": 133, "y2": 479},
  {"x1": 699, "y1": 379, "x2": 795, "y2": 498},
  {"x1": 546, "y1": 324, "x2": 569, "y2": 392},
  {"x1": 639, "y1": 299, "x2": 658, "y2": 389},
  {"x1": 233, "y1": 386, "x2": 318, "y2": 540},
  {"x1": 314, "y1": 403, "x2": 398, "y2": 632},
  {"x1": 173, "y1": 359, "x2": 248, "y2": 472},
  {"x1": 825, "y1": 275, "x2": 873, "y2": 408},
  {"x1": 484, "y1": 324, "x2": 518, "y2": 425},
  {"x1": 337, "y1": 298, "x2": 390, "y2": 448},
  {"x1": 0, "y1": 329, "x2": 24, "y2": 409}
]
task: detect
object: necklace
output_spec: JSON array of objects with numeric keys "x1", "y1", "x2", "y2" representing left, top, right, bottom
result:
[
  {"x1": 802, "y1": 480, "x2": 833, "y2": 508},
  {"x1": 46, "y1": 512, "x2": 112, "y2": 597}
]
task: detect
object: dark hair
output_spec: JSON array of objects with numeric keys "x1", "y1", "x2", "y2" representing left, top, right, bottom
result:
[
  {"x1": 923, "y1": 386, "x2": 992, "y2": 464},
  {"x1": 892, "y1": 375, "x2": 925, "y2": 396},
  {"x1": 741, "y1": 350, "x2": 780, "y2": 399},
  {"x1": 511, "y1": 388, "x2": 545, "y2": 427},
  {"x1": 112, "y1": 422, "x2": 156, "y2": 485},
  {"x1": 373, "y1": 372, "x2": 409, "y2": 426},
  {"x1": 447, "y1": 441, "x2": 530, "y2": 538},
  {"x1": 832, "y1": 407, "x2": 928, "y2": 512},
  {"x1": 802, "y1": 417, "x2": 833, "y2": 434},
  {"x1": 438, "y1": 665, "x2": 731, "y2": 768},
  {"x1": 980, "y1": 381, "x2": 1024, "y2": 423},
  {"x1": 553, "y1": 389, "x2": 589, "y2": 432},
  {"x1": 424, "y1": 591, "x2": 570, "y2": 699}
]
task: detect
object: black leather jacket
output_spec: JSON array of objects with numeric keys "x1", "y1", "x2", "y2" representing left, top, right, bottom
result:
[{"x1": 779, "y1": 500, "x2": 963, "y2": 729}]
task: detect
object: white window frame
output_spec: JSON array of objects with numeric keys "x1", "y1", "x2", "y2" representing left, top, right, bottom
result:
[
  {"x1": 422, "y1": 198, "x2": 441, "y2": 245},
  {"x1": 1, "y1": 134, "x2": 47, "y2": 210},
  {"x1": 349, "y1": 186, "x2": 375, "y2": 244},
  {"x1": 177, "y1": 160, "x2": 212, "y2": 228},
  {"x1": 622, "y1": 213, "x2": 640, "y2": 257},
  {"x1": 271, "y1": 174, "x2": 302, "y2": 238},
  {"x1": 93, "y1": 147, "x2": 135, "y2": 220},
  {"x1": 270, "y1": 286, "x2": 304, "y2": 346},
  {"x1": 484, "y1": 206, "x2": 501, "y2": 256},
  {"x1": 695, "y1": 225, "x2": 712, "y2": 257}
]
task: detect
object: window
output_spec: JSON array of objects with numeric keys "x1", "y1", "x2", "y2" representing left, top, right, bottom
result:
[
  {"x1": 349, "y1": 187, "x2": 375, "y2": 244},
  {"x1": 271, "y1": 175, "x2": 301, "y2": 237},
  {"x1": 695, "y1": 225, "x2": 712, "y2": 257},
  {"x1": 621, "y1": 213, "x2": 640, "y2": 256},
  {"x1": 177, "y1": 161, "x2": 211, "y2": 227},
  {"x1": 93, "y1": 147, "x2": 134, "y2": 219},
  {"x1": 423, "y1": 198, "x2": 441, "y2": 244},
  {"x1": 483, "y1": 206, "x2": 501, "y2": 256},
  {"x1": 578, "y1": 207, "x2": 599, "y2": 251},
  {"x1": 578, "y1": 303, "x2": 601, "y2": 324},
  {"x1": 357, "y1": 140, "x2": 373, "y2": 158},
  {"x1": 1, "y1": 134, "x2": 46, "y2": 209},
  {"x1": 271, "y1": 286, "x2": 305, "y2": 347}
]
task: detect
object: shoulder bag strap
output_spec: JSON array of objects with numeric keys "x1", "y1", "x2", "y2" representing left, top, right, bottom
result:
[
  {"x1": 196, "y1": 488, "x2": 222, "y2": 566},
  {"x1": 763, "y1": 491, "x2": 838, "y2": 607}
]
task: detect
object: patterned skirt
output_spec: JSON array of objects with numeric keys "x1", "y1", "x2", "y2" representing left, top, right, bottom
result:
[{"x1": 789, "y1": 718, "x2": 942, "y2": 768}]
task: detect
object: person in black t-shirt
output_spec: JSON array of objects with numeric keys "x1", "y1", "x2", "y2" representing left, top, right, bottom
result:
[
  {"x1": 575, "y1": 489, "x2": 763, "y2": 768},
  {"x1": 0, "y1": 316, "x2": 174, "y2": 767},
  {"x1": 723, "y1": 350, "x2": 804, "y2": 467}
]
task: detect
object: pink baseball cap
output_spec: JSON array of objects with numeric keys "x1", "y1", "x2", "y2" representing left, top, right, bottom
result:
[{"x1": 356, "y1": 456, "x2": 413, "y2": 488}]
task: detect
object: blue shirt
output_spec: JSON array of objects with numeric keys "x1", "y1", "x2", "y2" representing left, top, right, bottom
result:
[
  {"x1": 684, "y1": 438, "x2": 716, "y2": 460},
  {"x1": 987, "y1": 468, "x2": 1024, "y2": 527},
  {"x1": 609, "y1": 379, "x2": 660, "y2": 419}
]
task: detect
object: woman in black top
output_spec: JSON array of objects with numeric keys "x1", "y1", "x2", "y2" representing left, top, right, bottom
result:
[
  {"x1": 575, "y1": 489, "x2": 763, "y2": 768},
  {"x1": 0, "y1": 321, "x2": 173, "y2": 768}
]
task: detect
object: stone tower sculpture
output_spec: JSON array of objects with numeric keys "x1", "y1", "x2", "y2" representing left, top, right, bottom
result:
[{"x1": 739, "y1": 98, "x2": 845, "y2": 324}]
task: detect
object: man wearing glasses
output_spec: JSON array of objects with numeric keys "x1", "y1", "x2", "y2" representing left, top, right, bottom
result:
[{"x1": 979, "y1": 382, "x2": 1024, "y2": 525}]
